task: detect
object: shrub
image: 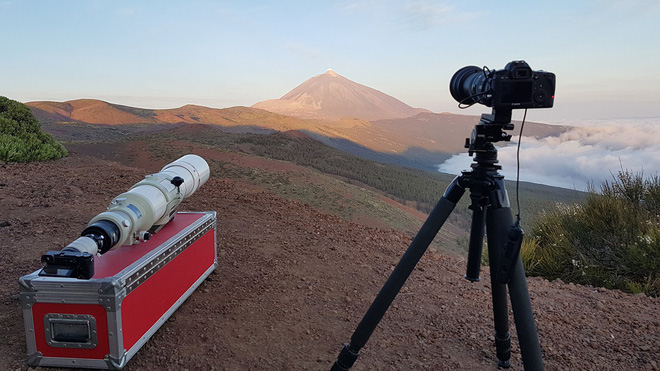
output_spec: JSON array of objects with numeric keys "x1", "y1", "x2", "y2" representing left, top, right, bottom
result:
[
  {"x1": 0, "y1": 96, "x2": 67, "y2": 162},
  {"x1": 523, "y1": 170, "x2": 660, "y2": 296}
]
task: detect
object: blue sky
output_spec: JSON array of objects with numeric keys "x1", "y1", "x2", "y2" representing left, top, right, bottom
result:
[{"x1": 2, "y1": 0, "x2": 659, "y2": 122}]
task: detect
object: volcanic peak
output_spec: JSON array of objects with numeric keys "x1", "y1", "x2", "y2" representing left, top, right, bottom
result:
[{"x1": 252, "y1": 70, "x2": 429, "y2": 121}]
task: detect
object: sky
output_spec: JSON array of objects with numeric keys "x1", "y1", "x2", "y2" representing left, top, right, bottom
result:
[
  {"x1": 2, "y1": 0, "x2": 660, "y2": 123},
  {"x1": 1, "y1": 1, "x2": 659, "y2": 190}
]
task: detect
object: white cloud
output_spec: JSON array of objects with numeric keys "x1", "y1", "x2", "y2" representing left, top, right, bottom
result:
[{"x1": 437, "y1": 118, "x2": 660, "y2": 190}]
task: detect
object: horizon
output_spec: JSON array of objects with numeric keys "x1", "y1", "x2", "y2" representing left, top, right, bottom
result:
[{"x1": 2, "y1": 1, "x2": 660, "y2": 123}]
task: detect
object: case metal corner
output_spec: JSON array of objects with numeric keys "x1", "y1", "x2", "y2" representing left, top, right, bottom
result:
[
  {"x1": 26, "y1": 351, "x2": 43, "y2": 367},
  {"x1": 105, "y1": 352, "x2": 128, "y2": 370}
]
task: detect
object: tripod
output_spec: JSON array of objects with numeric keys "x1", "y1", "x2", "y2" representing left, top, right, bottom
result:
[{"x1": 331, "y1": 109, "x2": 543, "y2": 370}]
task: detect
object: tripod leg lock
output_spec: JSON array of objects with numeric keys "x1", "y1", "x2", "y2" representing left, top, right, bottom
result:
[
  {"x1": 496, "y1": 224, "x2": 524, "y2": 284},
  {"x1": 331, "y1": 343, "x2": 360, "y2": 371}
]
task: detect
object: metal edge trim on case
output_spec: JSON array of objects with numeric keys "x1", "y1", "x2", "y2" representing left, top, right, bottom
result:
[
  {"x1": 122, "y1": 263, "x2": 217, "y2": 365},
  {"x1": 23, "y1": 307, "x2": 38, "y2": 356},
  {"x1": 36, "y1": 356, "x2": 110, "y2": 369},
  {"x1": 21, "y1": 278, "x2": 107, "y2": 307},
  {"x1": 122, "y1": 215, "x2": 214, "y2": 295},
  {"x1": 211, "y1": 211, "x2": 218, "y2": 266},
  {"x1": 116, "y1": 212, "x2": 213, "y2": 285},
  {"x1": 106, "y1": 306, "x2": 124, "y2": 362}
]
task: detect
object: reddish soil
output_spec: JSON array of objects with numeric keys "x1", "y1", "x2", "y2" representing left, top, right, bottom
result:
[{"x1": 1, "y1": 153, "x2": 659, "y2": 371}]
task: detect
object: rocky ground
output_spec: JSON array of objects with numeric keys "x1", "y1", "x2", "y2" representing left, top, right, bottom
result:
[{"x1": 1, "y1": 152, "x2": 658, "y2": 370}]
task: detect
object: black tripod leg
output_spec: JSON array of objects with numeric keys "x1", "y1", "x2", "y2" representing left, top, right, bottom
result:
[
  {"x1": 487, "y1": 206, "x2": 544, "y2": 371},
  {"x1": 331, "y1": 178, "x2": 466, "y2": 371},
  {"x1": 486, "y1": 209, "x2": 512, "y2": 368}
]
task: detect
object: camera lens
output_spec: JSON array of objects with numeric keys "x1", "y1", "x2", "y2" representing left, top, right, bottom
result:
[{"x1": 449, "y1": 66, "x2": 490, "y2": 106}]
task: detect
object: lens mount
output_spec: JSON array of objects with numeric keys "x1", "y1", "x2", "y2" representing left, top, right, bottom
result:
[{"x1": 82, "y1": 220, "x2": 121, "y2": 254}]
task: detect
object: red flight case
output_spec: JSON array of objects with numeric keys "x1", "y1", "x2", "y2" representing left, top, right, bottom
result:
[{"x1": 19, "y1": 211, "x2": 217, "y2": 369}]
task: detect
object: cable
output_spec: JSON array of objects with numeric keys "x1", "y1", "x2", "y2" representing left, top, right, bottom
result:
[
  {"x1": 458, "y1": 92, "x2": 490, "y2": 109},
  {"x1": 515, "y1": 109, "x2": 527, "y2": 225}
]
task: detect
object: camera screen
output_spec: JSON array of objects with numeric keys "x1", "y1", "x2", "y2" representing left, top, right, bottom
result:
[{"x1": 501, "y1": 81, "x2": 533, "y2": 104}]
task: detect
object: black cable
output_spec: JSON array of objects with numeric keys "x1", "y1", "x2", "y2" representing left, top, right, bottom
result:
[
  {"x1": 458, "y1": 92, "x2": 490, "y2": 109},
  {"x1": 515, "y1": 109, "x2": 527, "y2": 225}
]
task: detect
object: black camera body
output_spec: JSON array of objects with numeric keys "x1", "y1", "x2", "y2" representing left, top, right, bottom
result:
[
  {"x1": 39, "y1": 250, "x2": 94, "y2": 279},
  {"x1": 450, "y1": 60, "x2": 555, "y2": 110}
]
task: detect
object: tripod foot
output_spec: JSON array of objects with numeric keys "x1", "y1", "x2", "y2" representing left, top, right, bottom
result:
[
  {"x1": 331, "y1": 343, "x2": 360, "y2": 371},
  {"x1": 498, "y1": 359, "x2": 511, "y2": 369},
  {"x1": 495, "y1": 333, "x2": 511, "y2": 368}
]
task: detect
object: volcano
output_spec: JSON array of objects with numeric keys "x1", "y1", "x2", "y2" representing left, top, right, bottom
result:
[{"x1": 252, "y1": 69, "x2": 429, "y2": 121}]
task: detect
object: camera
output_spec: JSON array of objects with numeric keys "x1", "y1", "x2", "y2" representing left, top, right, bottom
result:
[{"x1": 450, "y1": 60, "x2": 555, "y2": 110}]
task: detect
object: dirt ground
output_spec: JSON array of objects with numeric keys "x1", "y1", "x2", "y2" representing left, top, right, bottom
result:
[{"x1": 1, "y1": 152, "x2": 659, "y2": 370}]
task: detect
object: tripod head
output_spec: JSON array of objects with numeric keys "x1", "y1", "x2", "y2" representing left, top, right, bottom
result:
[{"x1": 465, "y1": 108, "x2": 514, "y2": 157}]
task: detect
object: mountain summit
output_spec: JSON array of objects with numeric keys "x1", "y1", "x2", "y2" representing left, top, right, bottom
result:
[{"x1": 252, "y1": 70, "x2": 429, "y2": 121}]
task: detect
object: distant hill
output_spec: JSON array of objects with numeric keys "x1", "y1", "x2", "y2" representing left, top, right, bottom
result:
[
  {"x1": 28, "y1": 99, "x2": 160, "y2": 124},
  {"x1": 252, "y1": 69, "x2": 429, "y2": 121},
  {"x1": 28, "y1": 99, "x2": 308, "y2": 129},
  {"x1": 27, "y1": 98, "x2": 567, "y2": 172}
]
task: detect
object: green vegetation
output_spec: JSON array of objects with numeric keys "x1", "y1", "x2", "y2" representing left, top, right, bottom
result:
[
  {"x1": 0, "y1": 97, "x2": 67, "y2": 162},
  {"x1": 44, "y1": 121, "x2": 585, "y2": 254},
  {"x1": 164, "y1": 129, "x2": 585, "y2": 230},
  {"x1": 523, "y1": 170, "x2": 660, "y2": 296},
  {"x1": 43, "y1": 121, "x2": 584, "y2": 232}
]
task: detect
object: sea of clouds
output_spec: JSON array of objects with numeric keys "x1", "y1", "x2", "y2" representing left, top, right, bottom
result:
[{"x1": 436, "y1": 118, "x2": 660, "y2": 191}]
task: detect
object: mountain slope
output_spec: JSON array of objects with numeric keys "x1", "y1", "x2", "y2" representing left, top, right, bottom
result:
[
  {"x1": 1, "y1": 148, "x2": 657, "y2": 371},
  {"x1": 27, "y1": 99, "x2": 567, "y2": 172},
  {"x1": 252, "y1": 69, "x2": 429, "y2": 120}
]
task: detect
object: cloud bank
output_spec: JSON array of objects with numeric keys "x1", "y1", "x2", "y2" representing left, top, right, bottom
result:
[{"x1": 437, "y1": 118, "x2": 660, "y2": 191}]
